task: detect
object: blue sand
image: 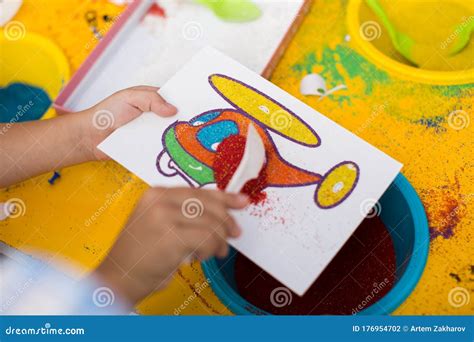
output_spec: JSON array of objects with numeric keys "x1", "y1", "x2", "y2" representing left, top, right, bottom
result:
[
  {"x1": 190, "y1": 110, "x2": 222, "y2": 126},
  {"x1": 197, "y1": 120, "x2": 239, "y2": 152},
  {"x1": 0, "y1": 82, "x2": 52, "y2": 123},
  {"x1": 48, "y1": 171, "x2": 61, "y2": 185}
]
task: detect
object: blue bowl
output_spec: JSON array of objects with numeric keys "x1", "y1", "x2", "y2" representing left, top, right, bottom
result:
[{"x1": 202, "y1": 173, "x2": 429, "y2": 315}]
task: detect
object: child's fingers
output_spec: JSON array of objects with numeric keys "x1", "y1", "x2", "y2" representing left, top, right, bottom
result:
[
  {"x1": 156, "y1": 187, "x2": 249, "y2": 209},
  {"x1": 221, "y1": 192, "x2": 250, "y2": 209},
  {"x1": 194, "y1": 189, "x2": 249, "y2": 209},
  {"x1": 157, "y1": 188, "x2": 246, "y2": 234},
  {"x1": 146, "y1": 187, "x2": 245, "y2": 239},
  {"x1": 126, "y1": 89, "x2": 177, "y2": 117},
  {"x1": 150, "y1": 92, "x2": 177, "y2": 117},
  {"x1": 177, "y1": 207, "x2": 241, "y2": 239},
  {"x1": 222, "y1": 214, "x2": 241, "y2": 238},
  {"x1": 179, "y1": 225, "x2": 230, "y2": 260}
]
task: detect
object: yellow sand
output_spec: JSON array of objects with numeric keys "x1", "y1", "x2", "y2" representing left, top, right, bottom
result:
[{"x1": 1, "y1": 0, "x2": 472, "y2": 316}]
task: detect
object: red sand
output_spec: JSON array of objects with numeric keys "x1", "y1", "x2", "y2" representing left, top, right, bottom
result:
[
  {"x1": 234, "y1": 216, "x2": 396, "y2": 314},
  {"x1": 214, "y1": 134, "x2": 267, "y2": 204}
]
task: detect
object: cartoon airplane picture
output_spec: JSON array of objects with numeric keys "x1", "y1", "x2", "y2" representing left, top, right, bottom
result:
[{"x1": 156, "y1": 74, "x2": 360, "y2": 208}]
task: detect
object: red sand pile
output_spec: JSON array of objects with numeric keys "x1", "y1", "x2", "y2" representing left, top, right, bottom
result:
[
  {"x1": 213, "y1": 134, "x2": 267, "y2": 204},
  {"x1": 234, "y1": 216, "x2": 396, "y2": 314}
]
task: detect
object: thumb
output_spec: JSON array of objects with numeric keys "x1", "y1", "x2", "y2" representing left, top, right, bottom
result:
[{"x1": 126, "y1": 89, "x2": 177, "y2": 118}]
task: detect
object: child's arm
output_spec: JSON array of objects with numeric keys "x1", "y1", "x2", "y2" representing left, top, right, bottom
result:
[
  {"x1": 91, "y1": 187, "x2": 249, "y2": 306},
  {"x1": 1, "y1": 188, "x2": 248, "y2": 314},
  {"x1": 0, "y1": 86, "x2": 176, "y2": 188},
  {"x1": 1, "y1": 86, "x2": 250, "y2": 311}
]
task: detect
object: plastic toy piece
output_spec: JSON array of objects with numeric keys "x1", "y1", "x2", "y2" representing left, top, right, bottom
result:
[
  {"x1": 449, "y1": 20, "x2": 474, "y2": 55},
  {"x1": 196, "y1": 0, "x2": 261, "y2": 23},
  {"x1": 300, "y1": 73, "x2": 347, "y2": 100},
  {"x1": 366, "y1": 0, "x2": 415, "y2": 64}
]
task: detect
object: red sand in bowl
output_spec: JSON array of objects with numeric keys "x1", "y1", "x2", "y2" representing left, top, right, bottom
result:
[
  {"x1": 234, "y1": 216, "x2": 396, "y2": 315},
  {"x1": 213, "y1": 134, "x2": 267, "y2": 204}
]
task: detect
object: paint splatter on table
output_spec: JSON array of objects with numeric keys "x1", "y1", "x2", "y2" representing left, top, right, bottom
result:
[{"x1": 1, "y1": 0, "x2": 472, "y2": 315}]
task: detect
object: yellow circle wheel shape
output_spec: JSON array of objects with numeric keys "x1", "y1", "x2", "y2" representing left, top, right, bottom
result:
[
  {"x1": 315, "y1": 162, "x2": 359, "y2": 209},
  {"x1": 209, "y1": 74, "x2": 320, "y2": 147}
]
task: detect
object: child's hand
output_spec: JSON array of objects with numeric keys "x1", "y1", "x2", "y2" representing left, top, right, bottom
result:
[
  {"x1": 82, "y1": 86, "x2": 177, "y2": 160},
  {"x1": 0, "y1": 86, "x2": 177, "y2": 188},
  {"x1": 92, "y1": 187, "x2": 249, "y2": 306}
]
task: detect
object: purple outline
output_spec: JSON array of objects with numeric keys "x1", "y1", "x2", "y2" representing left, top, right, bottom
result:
[
  {"x1": 208, "y1": 74, "x2": 322, "y2": 148},
  {"x1": 156, "y1": 149, "x2": 196, "y2": 188},
  {"x1": 156, "y1": 123, "x2": 213, "y2": 188},
  {"x1": 189, "y1": 109, "x2": 228, "y2": 126},
  {"x1": 156, "y1": 149, "x2": 195, "y2": 188},
  {"x1": 156, "y1": 91, "x2": 361, "y2": 208},
  {"x1": 314, "y1": 161, "x2": 360, "y2": 209},
  {"x1": 198, "y1": 108, "x2": 323, "y2": 188},
  {"x1": 156, "y1": 149, "x2": 178, "y2": 177},
  {"x1": 228, "y1": 109, "x2": 323, "y2": 188},
  {"x1": 157, "y1": 112, "x2": 323, "y2": 189}
]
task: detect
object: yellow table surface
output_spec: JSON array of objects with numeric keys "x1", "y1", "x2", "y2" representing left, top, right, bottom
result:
[{"x1": 1, "y1": 0, "x2": 473, "y2": 315}]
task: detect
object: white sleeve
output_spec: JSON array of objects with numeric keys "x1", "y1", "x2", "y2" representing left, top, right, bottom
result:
[{"x1": 0, "y1": 252, "x2": 131, "y2": 315}]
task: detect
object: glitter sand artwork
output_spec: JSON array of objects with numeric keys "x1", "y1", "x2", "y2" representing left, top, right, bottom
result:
[
  {"x1": 98, "y1": 47, "x2": 402, "y2": 295},
  {"x1": 156, "y1": 73, "x2": 360, "y2": 208},
  {"x1": 5, "y1": 0, "x2": 470, "y2": 315}
]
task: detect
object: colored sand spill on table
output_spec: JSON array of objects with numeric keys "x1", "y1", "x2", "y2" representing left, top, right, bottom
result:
[
  {"x1": 421, "y1": 177, "x2": 467, "y2": 240},
  {"x1": 213, "y1": 134, "x2": 267, "y2": 204},
  {"x1": 235, "y1": 216, "x2": 396, "y2": 314},
  {"x1": 0, "y1": 83, "x2": 52, "y2": 123},
  {"x1": 2, "y1": 0, "x2": 468, "y2": 317},
  {"x1": 292, "y1": 44, "x2": 473, "y2": 129},
  {"x1": 292, "y1": 45, "x2": 390, "y2": 106}
]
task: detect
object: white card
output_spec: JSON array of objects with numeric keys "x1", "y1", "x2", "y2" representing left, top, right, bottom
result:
[{"x1": 98, "y1": 47, "x2": 402, "y2": 296}]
